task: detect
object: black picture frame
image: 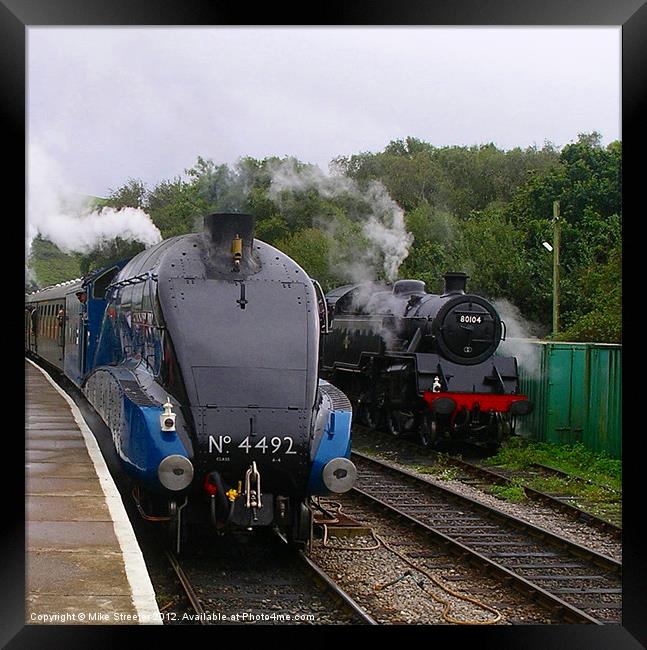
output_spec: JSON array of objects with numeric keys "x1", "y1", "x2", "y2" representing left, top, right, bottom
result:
[{"x1": 6, "y1": 1, "x2": 643, "y2": 647}]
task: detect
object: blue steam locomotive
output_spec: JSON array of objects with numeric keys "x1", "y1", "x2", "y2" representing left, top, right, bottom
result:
[{"x1": 25, "y1": 213, "x2": 356, "y2": 551}]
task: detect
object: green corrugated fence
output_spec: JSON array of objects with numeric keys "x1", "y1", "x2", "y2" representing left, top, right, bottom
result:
[{"x1": 498, "y1": 340, "x2": 622, "y2": 459}]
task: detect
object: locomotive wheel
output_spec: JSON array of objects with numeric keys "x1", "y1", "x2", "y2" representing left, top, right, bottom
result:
[
  {"x1": 385, "y1": 408, "x2": 406, "y2": 437},
  {"x1": 359, "y1": 388, "x2": 385, "y2": 430},
  {"x1": 386, "y1": 409, "x2": 416, "y2": 437},
  {"x1": 363, "y1": 404, "x2": 384, "y2": 430},
  {"x1": 496, "y1": 413, "x2": 512, "y2": 440},
  {"x1": 418, "y1": 414, "x2": 438, "y2": 448}
]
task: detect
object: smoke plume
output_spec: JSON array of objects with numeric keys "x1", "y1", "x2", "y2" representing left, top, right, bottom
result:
[
  {"x1": 27, "y1": 144, "x2": 161, "y2": 276},
  {"x1": 493, "y1": 298, "x2": 546, "y2": 378},
  {"x1": 268, "y1": 158, "x2": 413, "y2": 283}
]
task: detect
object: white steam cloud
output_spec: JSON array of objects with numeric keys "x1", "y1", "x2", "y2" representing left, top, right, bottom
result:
[
  {"x1": 27, "y1": 144, "x2": 161, "y2": 268},
  {"x1": 493, "y1": 298, "x2": 546, "y2": 379},
  {"x1": 268, "y1": 159, "x2": 413, "y2": 283}
]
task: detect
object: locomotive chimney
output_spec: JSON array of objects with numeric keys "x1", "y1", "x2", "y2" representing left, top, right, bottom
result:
[
  {"x1": 204, "y1": 213, "x2": 255, "y2": 248},
  {"x1": 203, "y1": 213, "x2": 257, "y2": 272},
  {"x1": 442, "y1": 272, "x2": 469, "y2": 295}
]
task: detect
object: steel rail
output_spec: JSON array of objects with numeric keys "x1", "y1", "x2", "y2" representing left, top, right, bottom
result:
[
  {"x1": 272, "y1": 527, "x2": 377, "y2": 625},
  {"x1": 165, "y1": 529, "x2": 375, "y2": 625},
  {"x1": 350, "y1": 450, "x2": 621, "y2": 624},
  {"x1": 352, "y1": 424, "x2": 621, "y2": 537},
  {"x1": 441, "y1": 455, "x2": 622, "y2": 538},
  {"x1": 529, "y1": 461, "x2": 621, "y2": 494},
  {"x1": 164, "y1": 548, "x2": 207, "y2": 625},
  {"x1": 350, "y1": 485, "x2": 599, "y2": 624},
  {"x1": 298, "y1": 550, "x2": 378, "y2": 625}
]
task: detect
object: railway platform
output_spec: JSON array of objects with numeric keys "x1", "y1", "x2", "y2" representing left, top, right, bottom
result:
[{"x1": 25, "y1": 359, "x2": 161, "y2": 625}]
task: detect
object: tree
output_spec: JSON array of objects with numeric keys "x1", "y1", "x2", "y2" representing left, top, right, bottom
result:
[
  {"x1": 27, "y1": 235, "x2": 82, "y2": 288},
  {"x1": 105, "y1": 178, "x2": 147, "y2": 209},
  {"x1": 274, "y1": 228, "x2": 336, "y2": 290},
  {"x1": 554, "y1": 245, "x2": 621, "y2": 343},
  {"x1": 147, "y1": 179, "x2": 209, "y2": 238},
  {"x1": 504, "y1": 134, "x2": 621, "y2": 330},
  {"x1": 28, "y1": 135, "x2": 619, "y2": 343},
  {"x1": 79, "y1": 238, "x2": 145, "y2": 276}
]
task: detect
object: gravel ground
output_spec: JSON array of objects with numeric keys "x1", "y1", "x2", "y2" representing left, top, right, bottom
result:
[
  {"x1": 170, "y1": 530, "x2": 359, "y2": 625},
  {"x1": 310, "y1": 495, "x2": 560, "y2": 625},
  {"x1": 143, "y1": 527, "x2": 360, "y2": 625},
  {"x1": 359, "y1": 453, "x2": 622, "y2": 563}
]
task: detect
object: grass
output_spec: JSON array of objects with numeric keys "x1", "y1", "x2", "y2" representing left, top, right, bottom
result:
[
  {"x1": 351, "y1": 432, "x2": 621, "y2": 523},
  {"x1": 484, "y1": 437, "x2": 621, "y2": 522},
  {"x1": 433, "y1": 467, "x2": 460, "y2": 481},
  {"x1": 487, "y1": 480, "x2": 527, "y2": 503},
  {"x1": 487, "y1": 437, "x2": 621, "y2": 492}
]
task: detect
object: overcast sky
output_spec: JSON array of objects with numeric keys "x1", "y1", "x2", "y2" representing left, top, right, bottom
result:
[{"x1": 28, "y1": 27, "x2": 620, "y2": 198}]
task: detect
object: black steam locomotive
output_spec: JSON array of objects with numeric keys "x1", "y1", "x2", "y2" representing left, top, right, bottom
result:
[
  {"x1": 26, "y1": 213, "x2": 355, "y2": 552},
  {"x1": 321, "y1": 273, "x2": 531, "y2": 451}
]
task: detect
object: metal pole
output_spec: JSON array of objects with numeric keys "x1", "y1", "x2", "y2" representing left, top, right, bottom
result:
[{"x1": 552, "y1": 200, "x2": 560, "y2": 335}]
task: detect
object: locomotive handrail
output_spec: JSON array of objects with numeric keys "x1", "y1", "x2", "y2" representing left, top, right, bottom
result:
[{"x1": 107, "y1": 271, "x2": 158, "y2": 292}]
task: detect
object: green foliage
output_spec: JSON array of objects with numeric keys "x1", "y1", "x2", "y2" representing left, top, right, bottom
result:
[
  {"x1": 336, "y1": 138, "x2": 560, "y2": 216},
  {"x1": 489, "y1": 437, "x2": 621, "y2": 489},
  {"x1": 29, "y1": 133, "x2": 621, "y2": 344},
  {"x1": 274, "y1": 228, "x2": 335, "y2": 289},
  {"x1": 434, "y1": 466, "x2": 460, "y2": 481},
  {"x1": 485, "y1": 436, "x2": 621, "y2": 521},
  {"x1": 255, "y1": 214, "x2": 290, "y2": 245},
  {"x1": 503, "y1": 134, "x2": 621, "y2": 328},
  {"x1": 27, "y1": 235, "x2": 82, "y2": 289},
  {"x1": 147, "y1": 178, "x2": 209, "y2": 239},
  {"x1": 105, "y1": 178, "x2": 147, "y2": 209},
  {"x1": 554, "y1": 245, "x2": 621, "y2": 343},
  {"x1": 79, "y1": 238, "x2": 146, "y2": 276},
  {"x1": 487, "y1": 480, "x2": 527, "y2": 503}
]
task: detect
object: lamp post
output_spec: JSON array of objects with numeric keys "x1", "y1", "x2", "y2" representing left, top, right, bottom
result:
[
  {"x1": 541, "y1": 200, "x2": 560, "y2": 336},
  {"x1": 551, "y1": 201, "x2": 560, "y2": 335}
]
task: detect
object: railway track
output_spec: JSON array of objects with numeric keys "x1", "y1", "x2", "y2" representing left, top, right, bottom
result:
[
  {"x1": 163, "y1": 528, "x2": 376, "y2": 625},
  {"x1": 351, "y1": 425, "x2": 621, "y2": 536},
  {"x1": 439, "y1": 456, "x2": 622, "y2": 537},
  {"x1": 529, "y1": 462, "x2": 620, "y2": 492},
  {"x1": 351, "y1": 450, "x2": 622, "y2": 624}
]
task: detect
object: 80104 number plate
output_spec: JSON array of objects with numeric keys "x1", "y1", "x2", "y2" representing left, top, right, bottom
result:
[{"x1": 456, "y1": 313, "x2": 483, "y2": 324}]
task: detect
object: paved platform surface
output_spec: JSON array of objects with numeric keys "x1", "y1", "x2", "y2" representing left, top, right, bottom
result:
[{"x1": 25, "y1": 359, "x2": 161, "y2": 625}]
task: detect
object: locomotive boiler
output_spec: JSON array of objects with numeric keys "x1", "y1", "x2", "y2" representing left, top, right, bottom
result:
[
  {"x1": 321, "y1": 273, "x2": 531, "y2": 451},
  {"x1": 25, "y1": 213, "x2": 356, "y2": 552}
]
